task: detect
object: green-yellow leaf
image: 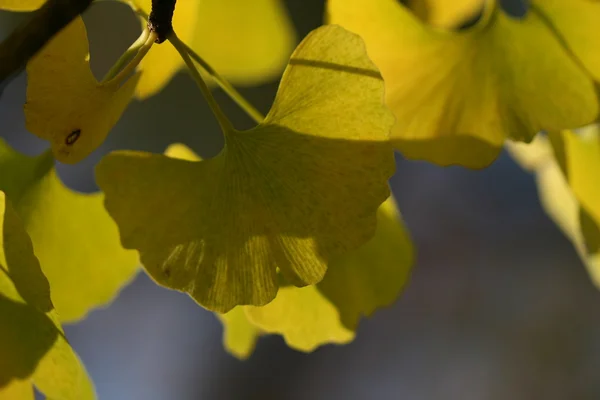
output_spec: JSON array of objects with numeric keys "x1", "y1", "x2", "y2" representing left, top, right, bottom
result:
[
  {"x1": 96, "y1": 25, "x2": 395, "y2": 312},
  {"x1": 246, "y1": 285, "x2": 354, "y2": 352},
  {"x1": 0, "y1": 191, "x2": 95, "y2": 399},
  {"x1": 564, "y1": 129, "x2": 600, "y2": 228},
  {"x1": 327, "y1": 0, "x2": 598, "y2": 168},
  {"x1": 245, "y1": 195, "x2": 413, "y2": 351},
  {"x1": 532, "y1": 0, "x2": 600, "y2": 82},
  {"x1": 507, "y1": 134, "x2": 600, "y2": 286},
  {"x1": 215, "y1": 307, "x2": 259, "y2": 360},
  {"x1": 24, "y1": 16, "x2": 139, "y2": 164},
  {"x1": 0, "y1": 139, "x2": 139, "y2": 322},
  {"x1": 166, "y1": 144, "x2": 412, "y2": 354},
  {"x1": 0, "y1": 0, "x2": 44, "y2": 11},
  {"x1": 129, "y1": 0, "x2": 296, "y2": 98}
]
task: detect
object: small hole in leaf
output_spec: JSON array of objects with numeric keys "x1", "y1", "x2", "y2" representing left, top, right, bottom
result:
[{"x1": 65, "y1": 130, "x2": 81, "y2": 146}]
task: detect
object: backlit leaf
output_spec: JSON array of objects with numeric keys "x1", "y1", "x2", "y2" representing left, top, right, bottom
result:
[
  {"x1": 564, "y1": 129, "x2": 600, "y2": 228},
  {"x1": 0, "y1": 140, "x2": 139, "y2": 322},
  {"x1": 507, "y1": 133, "x2": 600, "y2": 286},
  {"x1": 327, "y1": 0, "x2": 598, "y2": 168},
  {"x1": 24, "y1": 16, "x2": 140, "y2": 164},
  {"x1": 0, "y1": 0, "x2": 44, "y2": 11},
  {"x1": 0, "y1": 192, "x2": 95, "y2": 399},
  {"x1": 246, "y1": 285, "x2": 354, "y2": 352},
  {"x1": 168, "y1": 144, "x2": 412, "y2": 354},
  {"x1": 532, "y1": 0, "x2": 600, "y2": 82},
  {"x1": 96, "y1": 25, "x2": 395, "y2": 312},
  {"x1": 246, "y1": 195, "x2": 413, "y2": 351},
  {"x1": 216, "y1": 307, "x2": 260, "y2": 360},
  {"x1": 129, "y1": 0, "x2": 296, "y2": 98}
]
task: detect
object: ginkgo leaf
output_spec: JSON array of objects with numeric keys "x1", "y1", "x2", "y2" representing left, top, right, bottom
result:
[
  {"x1": 327, "y1": 0, "x2": 598, "y2": 168},
  {"x1": 246, "y1": 285, "x2": 354, "y2": 352},
  {"x1": 563, "y1": 129, "x2": 600, "y2": 228},
  {"x1": 167, "y1": 143, "x2": 413, "y2": 354},
  {"x1": 96, "y1": 25, "x2": 395, "y2": 312},
  {"x1": 216, "y1": 307, "x2": 260, "y2": 360},
  {"x1": 245, "y1": 195, "x2": 413, "y2": 351},
  {"x1": 402, "y1": 0, "x2": 483, "y2": 28},
  {"x1": 0, "y1": 0, "x2": 44, "y2": 11},
  {"x1": 0, "y1": 191, "x2": 95, "y2": 399},
  {"x1": 507, "y1": 134, "x2": 600, "y2": 286},
  {"x1": 24, "y1": 16, "x2": 140, "y2": 164},
  {"x1": 532, "y1": 0, "x2": 600, "y2": 82},
  {"x1": 0, "y1": 139, "x2": 139, "y2": 322},
  {"x1": 128, "y1": 0, "x2": 296, "y2": 98}
]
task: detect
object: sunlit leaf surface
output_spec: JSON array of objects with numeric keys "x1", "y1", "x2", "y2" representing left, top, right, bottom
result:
[
  {"x1": 24, "y1": 17, "x2": 139, "y2": 164},
  {"x1": 216, "y1": 307, "x2": 260, "y2": 360},
  {"x1": 130, "y1": 0, "x2": 296, "y2": 98},
  {"x1": 0, "y1": 140, "x2": 139, "y2": 322},
  {"x1": 96, "y1": 25, "x2": 395, "y2": 312},
  {"x1": 328, "y1": 0, "x2": 598, "y2": 168},
  {"x1": 0, "y1": 192, "x2": 95, "y2": 399}
]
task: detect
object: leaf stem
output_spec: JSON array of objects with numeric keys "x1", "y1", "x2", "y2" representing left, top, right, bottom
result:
[
  {"x1": 103, "y1": 30, "x2": 157, "y2": 87},
  {"x1": 102, "y1": 28, "x2": 150, "y2": 82},
  {"x1": 169, "y1": 31, "x2": 234, "y2": 133},
  {"x1": 120, "y1": 2, "x2": 264, "y2": 124},
  {"x1": 179, "y1": 42, "x2": 265, "y2": 124}
]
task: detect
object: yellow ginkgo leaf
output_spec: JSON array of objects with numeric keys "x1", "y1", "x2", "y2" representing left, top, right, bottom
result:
[
  {"x1": 402, "y1": 0, "x2": 484, "y2": 28},
  {"x1": 96, "y1": 25, "x2": 395, "y2": 313},
  {"x1": 0, "y1": 192, "x2": 95, "y2": 399},
  {"x1": 246, "y1": 195, "x2": 413, "y2": 352},
  {"x1": 216, "y1": 307, "x2": 260, "y2": 360},
  {"x1": 532, "y1": 0, "x2": 600, "y2": 82},
  {"x1": 507, "y1": 133, "x2": 600, "y2": 286},
  {"x1": 564, "y1": 129, "x2": 600, "y2": 228},
  {"x1": 129, "y1": 0, "x2": 295, "y2": 98},
  {"x1": 0, "y1": 0, "x2": 44, "y2": 11},
  {"x1": 166, "y1": 144, "x2": 412, "y2": 355},
  {"x1": 24, "y1": 16, "x2": 140, "y2": 164},
  {"x1": 0, "y1": 380, "x2": 33, "y2": 400},
  {"x1": 0, "y1": 139, "x2": 139, "y2": 322},
  {"x1": 246, "y1": 285, "x2": 354, "y2": 352},
  {"x1": 327, "y1": 0, "x2": 598, "y2": 168}
]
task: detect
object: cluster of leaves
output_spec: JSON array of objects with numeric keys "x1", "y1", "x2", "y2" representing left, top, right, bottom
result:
[{"x1": 0, "y1": 0, "x2": 599, "y2": 398}]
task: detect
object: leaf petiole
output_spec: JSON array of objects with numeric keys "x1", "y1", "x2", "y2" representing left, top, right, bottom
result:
[
  {"x1": 102, "y1": 29, "x2": 157, "y2": 87},
  {"x1": 178, "y1": 41, "x2": 265, "y2": 124},
  {"x1": 169, "y1": 31, "x2": 234, "y2": 133},
  {"x1": 102, "y1": 28, "x2": 150, "y2": 82}
]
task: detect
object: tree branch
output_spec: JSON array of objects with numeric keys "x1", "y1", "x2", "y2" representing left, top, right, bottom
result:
[{"x1": 0, "y1": 0, "x2": 93, "y2": 87}]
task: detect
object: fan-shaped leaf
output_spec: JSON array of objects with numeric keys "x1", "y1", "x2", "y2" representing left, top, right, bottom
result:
[
  {"x1": 327, "y1": 0, "x2": 598, "y2": 168},
  {"x1": 24, "y1": 17, "x2": 139, "y2": 164},
  {"x1": 96, "y1": 25, "x2": 395, "y2": 312},
  {"x1": 0, "y1": 192, "x2": 94, "y2": 399},
  {"x1": 0, "y1": 140, "x2": 139, "y2": 322}
]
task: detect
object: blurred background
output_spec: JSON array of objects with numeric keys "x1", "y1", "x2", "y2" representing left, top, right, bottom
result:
[{"x1": 2, "y1": 1, "x2": 600, "y2": 399}]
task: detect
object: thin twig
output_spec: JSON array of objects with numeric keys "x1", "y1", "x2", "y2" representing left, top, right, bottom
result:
[{"x1": 0, "y1": 0, "x2": 93, "y2": 86}]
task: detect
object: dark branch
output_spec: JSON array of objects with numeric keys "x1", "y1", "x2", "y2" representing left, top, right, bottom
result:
[
  {"x1": 0, "y1": 0, "x2": 93, "y2": 88},
  {"x1": 148, "y1": 0, "x2": 176, "y2": 44}
]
